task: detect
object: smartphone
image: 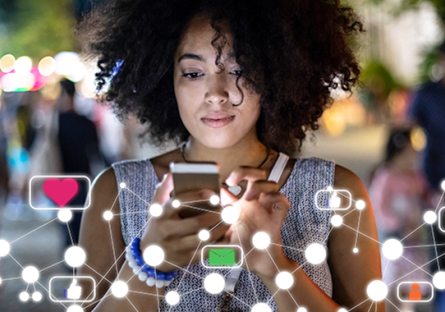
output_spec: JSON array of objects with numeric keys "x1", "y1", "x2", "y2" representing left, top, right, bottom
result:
[{"x1": 169, "y1": 162, "x2": 221, "y2": 218}]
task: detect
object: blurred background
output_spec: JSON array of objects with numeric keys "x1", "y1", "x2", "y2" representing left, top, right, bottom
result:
[{"x1": 0, "y1": 0, "x2": 444, "y2": 311}]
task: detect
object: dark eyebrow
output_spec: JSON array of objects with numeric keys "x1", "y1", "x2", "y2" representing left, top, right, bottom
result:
[{"x1": 177, "y1": 53, "x2": 204, "y2": 63}]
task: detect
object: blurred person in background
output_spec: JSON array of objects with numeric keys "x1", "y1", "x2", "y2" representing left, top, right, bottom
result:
[
  {"x1": 369, "y1": 128, "x2": 430, "y2": 312},
  {"x1": 408, "y1": 40, "x2": 445, "y2": 312}
]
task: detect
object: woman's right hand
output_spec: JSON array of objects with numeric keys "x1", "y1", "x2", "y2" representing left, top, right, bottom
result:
[{"x1": 139, "y1": 173, "x2": 229, "y2": 272}]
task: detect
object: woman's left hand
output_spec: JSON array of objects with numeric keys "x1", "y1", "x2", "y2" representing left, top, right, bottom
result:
[{"x1": 220, "y1": 167, "x2": 295, "y2": 279}]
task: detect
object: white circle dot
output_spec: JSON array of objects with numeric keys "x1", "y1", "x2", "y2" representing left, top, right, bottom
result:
[
  {"x1": 103, "y1": 211, "x2": 113, "y2": 221},
  {"x1": 382, "y1": 239, "x2": 403, "y2": 260},
  {"x1": 32, "y1": 291, "x2": 42, "y2": 302},
  {"x1": 149, "y1": 203, "x2": 163, "y2": 217},
  {"x1": 210, "y1": 195, "x2": 220, "y2": 206},
  {"x1": 172, "y1": 199, "x2": 181, "y2": 208},
  {"x1": 424, "y1": 211, "x2": 437, "y2": 224},
  {"x1": 275, "y1": 271, "x2": 294, "y2": 290},
  {"x1": 111, "y1": 280, "x2": 129, "y2": 298},
  {"x1": 251, "y1": 302, "x2": 272, "y2": 312},
  {"x1": 0, "y1": 277, "x2": 2, "y2": 285},
  {"x1": 297, "y1": 308, "x2": 308, "y2": 312},
  {"x1": 433, "y1": 271, "x2": 445, "y2": 289},
  {"x1": 353, "y1": 248, "x2": 359, "y2": 253},
  {"x1": 58, "y1": 209, "x2": 73, "y2": 222},
  {"x1": 221, "y1": 205, "x2": 240, "y2": 224},
  {"x1": 64, "y1": 246, "x2": 86, "y2": 268},
  {"x1": 22, "y1": 266, "x2": 39, "y2": 283},
  {"x1": 204, "y1": 273, "x2": 225, "y2": 294},
  {"x1": 338, "y1": 309, "x2": 347, "y2": 312},
  {"x1": 331, "y1": 215, "x2": 343, "y2": 227},
  {"x1": 366, "y1": 280, "x2": 388, "y2": 301},
  {"x1": 143, "y1": 245, "x2": 165, "y2": 267},
  {"x1": 165, "y1": 291, "x2": 180, "y2": 305},
  {"x1": 441, "y1": 180, "x2": 445, "y2": 191},
  {"x1": 0, "y1": 239, "x2": 10, "y2": 257},
  {"x1": 67, "y1": 304, "x2": 84, "y2": 312},
  {"x1": 356, "y1": 200, "x2": 366, "y2": 210},
  {"x1": 19, "y1": 291, "x2": 29, "y2": 302},
  {"x1": 120, "y1": 182, "x2": 126, "y2": 188},
  {"x1": 305, "y1": 243, "x2": 327, "y2": 265},
  {"x1": 252, "y1": 232, "x2": 271, "y2": 250},
  {"x1": 198, "y1": 230, "x2": 210, "y2": 241}
]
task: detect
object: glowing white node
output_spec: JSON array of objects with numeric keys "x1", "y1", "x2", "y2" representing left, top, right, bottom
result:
[
  {"x1": 22, "y1": 266, "x2": 39, "y2": 283},
  {"x1": 172, "y1": 199, "x2": 181, "y2": 208},
  {"x1": 149, "y1": 203, "x2": 163, "y2": 217},
  {"x1": 424, "y1": 211, "x2": 437, "y2": 224},
  {"x1": 221, "y1": 205, "x2": 240, "y2": 224},
  {"x1": 210, "y1": 195, "x2": 220, "y2": 206},
  {"x1": 32, "y1": 291, "x2": 42, "y2": 302},
  {"x1": 143, "y1": 245, "x2": 165, "y2": 267},
  {"x1": 356, "y1": 200, "x2": 366, "y2": 210},
  {"x1": 366, "y1": 280, "x2": 388, "y2": 301},
  {"x1": 165, "y1": 291, "x2": 180, "y2": 305},
  {"x1": 353, "y1": 248, "x2": 359, "y2": 253},
  {"x1": 67, "y1": 304, "x2": 84, "y2": 312},
  {"x1": 64, "y1": 246, "x2": 86, "y2": 268},
  {"x1": 441, "y1": 180, "x2": 445, "y2": 192},
  {"x1": 19, "y1": 291, "x2": 29, "y2": 302},
  {"x1": 251, "y1": 302, "x2": 272, "y2": 312},
  {"x1": 0, "y1": 239, "x2": 10, "y2": 257},
  {"x1": 331, "y1": 215, "x2": 343, "y2": 227},
  {"x1": 204, "y1": 273, "x2": 225, "y2": 294},
  {"x1": 305, "y1": 243, "x2": 327, "y2": 265},
  {"x1": 198, "y1": 230, "x2": 210, "y2": 241},
  {"x1": 275, "y1": 271, "x2": 294, "y2": 290},
  {"x1": 103, "y1": 211, "x2": 113, "y2": 221},
  {"x1": 252, "y1": 232, "x2": 271, "y2": 250},
  {"x1": 337, "y1": 309, "x2": 347, "y2": 312},
  {"x1": 58, "y1": 209, "x2": 73, "y2": 222},
  {"x1": 382, "y1": 239, "x2": 403, "y2": 260},
  {"x1": 433, "y1": 271, "x2": 445, "y2": 289},
  {"x1": 119, "y1": 182, "x2": 126, "y2": 189},
  {"x1": 326, "y1": 186, "x2": 333, "y2": 191},
  {"x1": 111, "y1": 280, "x2": 129, "y2": 298},
  {"x1": 297, "y1": 308, "x2": 308, "y2": 312},
  {"x1": 0, "y1": 277, "x2": 2, "y2": 285},
  {"x1": 0, "y1": 54, "x2": 15, "y2": 73},
  {"x1": 15, "y1": 56, "x2": 32, "y2": 75}
]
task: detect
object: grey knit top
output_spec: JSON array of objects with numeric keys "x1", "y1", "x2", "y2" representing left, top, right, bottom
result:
[{"x1": 112, "y1": 156, "x2": 335, "y2": 311}]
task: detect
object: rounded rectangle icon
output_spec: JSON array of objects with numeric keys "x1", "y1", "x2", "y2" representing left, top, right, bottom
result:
[
  {"x1": 29, "y1": 175, "x2": 91, "y2": 210},
  {"x1": 201, "y1": 245, "x2": 243, "y2": 269},
  {"x1": 315, "y1": 189, "x2": 352, "y2": 211},
  {"x1": 439, "y1": 207, "x2": 445, "y2": 233},
  {"x1": 49, "y1": 276, "x2": 96, "y2": 303},
  {"x1": 397, "y1": 281, "x2": 434, "y2": 303}
]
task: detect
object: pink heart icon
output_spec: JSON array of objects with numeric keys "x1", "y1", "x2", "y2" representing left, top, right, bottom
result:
[{"x1": 43, "y1": 178, "x2": 79, "y2": 207}]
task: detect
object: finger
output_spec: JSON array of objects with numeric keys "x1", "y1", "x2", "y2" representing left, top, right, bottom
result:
[
  {"x1": 168, "y1": 208, "x2": 227, "y2": 237},
  {"x1": 244, "y1": 180, "x2": 279, "y2": 201},
  {"x1": 220, "y1": 187, "x2": 238, "y2": 206},
  {"x1": 179, "y1": 222, "x2": 229, "y2": 250},
  {"x1": 152, "y1": 173, "x2": 174, "y2": 205},
  {"x1": 225, "y1": 167, "x2": 266, "y2": 186}
]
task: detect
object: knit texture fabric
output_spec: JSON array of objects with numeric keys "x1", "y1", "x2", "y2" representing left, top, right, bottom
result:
[{"x1": 112, "y1": 156, "x2": 335, "y2": 311}]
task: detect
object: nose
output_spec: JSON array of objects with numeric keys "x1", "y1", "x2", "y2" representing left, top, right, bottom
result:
[{"x1": 205, "y1": 73, "x2": 229, "y2": 106}]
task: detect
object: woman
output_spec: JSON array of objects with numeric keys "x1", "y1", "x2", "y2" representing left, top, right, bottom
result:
[{"x1": 77, "y1": 0, "x2": 383, "y2": 311}]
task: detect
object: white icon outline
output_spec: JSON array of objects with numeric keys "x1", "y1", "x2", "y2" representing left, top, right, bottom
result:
[
  {"x1": 49, "y1": 276, "x2": 96, "y2": 303},
  {"x1": 314, "y1": 189, "x2": 352, "y2": 211},
  {"x1": 396, "y1": 281, "x2": 434, "y2": 303},
  {"x1": 29, "y1": 175, "x2": 91, "y2": 210},
  {"x1": 438, "y1": 207, "x2": 445, "y2": 233},
  {"x1": 201, "y1": 245, "x2": 243, "y2": 269}
]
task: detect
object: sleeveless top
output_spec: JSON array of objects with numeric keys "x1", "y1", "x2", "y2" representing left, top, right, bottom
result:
[{"x1": 112, "y1": 155, "x2": 335, "y2": 311}]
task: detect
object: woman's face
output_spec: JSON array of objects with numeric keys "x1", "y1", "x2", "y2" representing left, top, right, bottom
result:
[{"x1": 173, "y1": 16, "x2": 261, "y2": 149}]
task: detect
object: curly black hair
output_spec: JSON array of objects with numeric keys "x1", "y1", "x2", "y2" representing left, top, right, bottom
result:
[{"x1": 78, "y1": 0, "x2": 363, "y2": 155}]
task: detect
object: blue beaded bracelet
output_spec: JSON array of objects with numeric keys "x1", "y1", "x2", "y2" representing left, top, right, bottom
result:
[{"x1": 125, "y1": 238, "x2": 177, "y2": 288}]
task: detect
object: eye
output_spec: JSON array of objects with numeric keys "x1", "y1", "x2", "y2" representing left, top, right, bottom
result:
[
  {"x1": 231, "y1": 70, "x2": 242, "y2": 76},
  {"x1": 182, "y1": 72, "x2": 203, "y2": 79}
]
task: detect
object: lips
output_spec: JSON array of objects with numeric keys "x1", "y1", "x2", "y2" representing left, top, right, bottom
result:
[{"x1": 201, "y1": 115, "x2": 235, "y2": 128}]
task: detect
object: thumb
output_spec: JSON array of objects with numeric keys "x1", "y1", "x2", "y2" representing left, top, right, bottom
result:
[
  {"x1": 220, "y1": 187, "x2": 238, "y2": 207},
  {"x1": 70, "y1": 279, "x2": 77, "y2": 287}
]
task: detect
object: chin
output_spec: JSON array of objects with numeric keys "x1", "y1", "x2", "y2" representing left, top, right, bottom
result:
[{"x1": 197, "y1": 133, "x2": 242, "y2": 150}]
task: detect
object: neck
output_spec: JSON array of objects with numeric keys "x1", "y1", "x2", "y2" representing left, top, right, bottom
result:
[{"x1": 183, "y1": 129, "x2": 270, "y2": 182}]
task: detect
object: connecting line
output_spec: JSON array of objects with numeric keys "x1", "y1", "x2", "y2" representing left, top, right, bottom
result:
[
  {"x1": 265, "y1": 249, "x2": 281, "y2": 273},
  {"x1": 8, "y1": 253, "x2": 24, "y2": 269},
  {"x1": 129, "y1": 290, "x2": 165, "y2": 297},
  {"x1": 66, "y1": 223, "x2": 75, "y2": 246},
  {"x1": 180, "y1": 204, "x2": 221, "y2": 214},
  {"x1": 38, "y1": 260, "x2": 65, "y2": 272},
  {"x1": 25, "y1": 283, "x2": 29, "y2": 292},
  {"x1": 324, "y1": 226, "x2": 335, "y2": 243},
  {"x1": 83, "y1": 293, "x2": 112, "y2": 310},
  {"x1": 385, "y1": 298, "x2": 403, "y2": 312},
  {"x1": 269, "y1": 242, "x2": 304, "y2": 253},
  {"x1": 347, "y1": 297, "x2": 371, "y2": 312},
  {"x1": 108, "y1": 220, "x2": 119, "y2": 277},
  {"x1": 234, "y1": 224, "x2": 259, "y2": 302},
  {"x1": 267, "y1": 288, "x2": 280, "y2": 304},
  {"x1": 84, "y1": 263, "x2": 113, "y2": 284},
  {"x1": 124, "y1": 188, "x2": 151, "y2": 206},
  {"x1": 1, "y1": 277, "x2": 22, "y2": 281},
  {"x1": 164, "y1": 260, "x2": 204, "y2": 280},
  {"x1": 126, "y1": 262, "x2": 144, "y2": 284},
  {"x1": 285, "y1": 289, "x2": 300, "y2": 308},
  {"x1": 179, "y1": 287, "x2": 205, "y2": 296},
  {"x1": 342, "y1": 224, "x2": 382, "y2": 246},
  {"x1": 114, "y1": 211, "x2": 150, "y2": 216},
  {"x1": 223, "y1": 247, "x2": 255, "y2": 279},
  {"x1": 400, "y1": 222, "x2": 426, "y2": 242},
  {"x1": 381, "y1": 258, "x2": 389, "y2": 279},
  {"x1": 208, "y1": 220, "x2": 224, "y2": 232},
  {"x1": 181, "y1": 199, "x2": 214, "y2": 205},
  {"x1": 291, "y1": 261, "x2": 307, "y2": 274},
  {"x1": 126, "y1": 295, "x2": 141, "y2": 312},
  {"x1": 9, "y1": 217, "x2": 58, "y2": 244},
  {"x1": 400, "y1": 255, "x2": 434, "y2": 278},
  {"x1": 403, "y1": 243, "x2": 445, "y2": 248},
  {"x1": 434, "y1": 190, "x2": 445, "y2": 213},
  {"x1": 353, "y1": 210, "x2": 363, "y2": 250},
  {"x1": 109, "y1": 189, "x2": 121, "y2": 213},
  {"x1": 366, "y1": 301, "x2": 374, "y2": 312},
  {"x1": 431, "y1": 224, "x2": 440, "y2": 270}
]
